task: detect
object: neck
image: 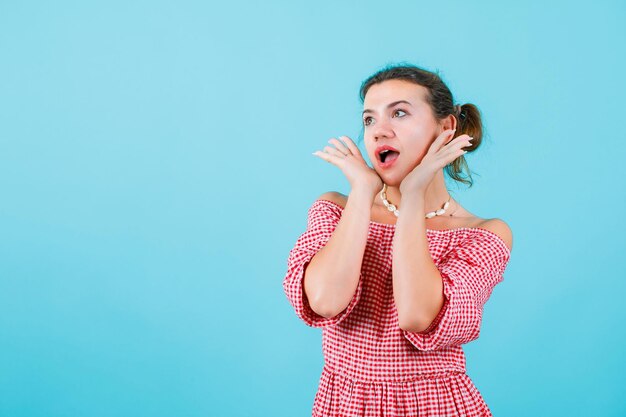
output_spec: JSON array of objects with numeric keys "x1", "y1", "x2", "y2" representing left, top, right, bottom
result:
[{"x1": 382, "y1": 170, "x2": 453, "y2": 215}]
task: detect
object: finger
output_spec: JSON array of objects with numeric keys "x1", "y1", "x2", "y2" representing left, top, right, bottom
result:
[
  {"x1": 440, "y1": 137, "x2": 473, "y2": 160},
  {"x1": 438, "y1": 135, "x2": 472, "y2": 159},
  {"x1": 441, "y1": 129, "x2": 461, "y2": 146},
  {"x1": 428, "y1": 129, "x2": 457, "y2": 154},
  {"x1": 450, "y1": 135, "x2": 473, "y2": 150},
  {"x1": 328, "y1": 138, "x2": 351, "y2": 155},
  {"x1": 337, "y1": 136, "x2": 362, "y2": 158},
  {"x1": 323, "y1": 145, "x2": 347, "y2": 158},
  {"x1": 312, "y1": 150, "x2": 341, "y2": 164},
  {"x1": 442, "y1": 134, "x2": 471, "y2": 147}
]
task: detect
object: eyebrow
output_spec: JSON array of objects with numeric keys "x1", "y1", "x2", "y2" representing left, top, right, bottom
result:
[{"x1": 362, "y1": 100, "x2": 413, "y2": 115}]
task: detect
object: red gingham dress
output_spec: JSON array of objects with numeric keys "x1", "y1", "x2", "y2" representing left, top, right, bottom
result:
[{"x1": 283, "y1": 199, "x2": 512, "y2": 417}]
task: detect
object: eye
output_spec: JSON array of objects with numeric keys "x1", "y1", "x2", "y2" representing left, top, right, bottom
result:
[{"x1": 363, "y1": 109, "x2": 407, "y2": 127}]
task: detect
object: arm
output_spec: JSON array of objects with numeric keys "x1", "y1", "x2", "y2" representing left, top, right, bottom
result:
[
  {"x1": 392, "y1": 191, "x2": 446, "y2": 332},
  {"x1": 397, "y1": 219, "x2": 512, "y2": 351},
  {"x1": 303, "y1": 188, "x2": 374, "y2": 318}
]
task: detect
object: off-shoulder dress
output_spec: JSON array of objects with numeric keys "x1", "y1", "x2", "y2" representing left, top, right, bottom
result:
[{"x1": 282, "y1": 199, "x2": 512, "y2": 417}]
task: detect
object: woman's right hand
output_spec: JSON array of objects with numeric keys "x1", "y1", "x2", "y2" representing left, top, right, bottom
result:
[{"x1": 312, "y1": 136, "x2": 383, "y2": 197}]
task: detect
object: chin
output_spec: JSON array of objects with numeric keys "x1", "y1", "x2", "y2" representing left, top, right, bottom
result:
[
  {"x1": 387, "y1": 179, "x2": 404, "y2": 188},
  {"x1": 378, "y1": 172, "x2": 404, "y2": 188}
]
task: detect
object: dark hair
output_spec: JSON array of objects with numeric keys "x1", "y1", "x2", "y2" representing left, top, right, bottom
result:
[{"x1": 358, "y1": 62, "x2": 483, "y2": 188}]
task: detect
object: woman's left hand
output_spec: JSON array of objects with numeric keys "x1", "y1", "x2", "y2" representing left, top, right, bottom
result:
[{"x1": 399, "y1": 129, "x2": 473, "y2": 196}]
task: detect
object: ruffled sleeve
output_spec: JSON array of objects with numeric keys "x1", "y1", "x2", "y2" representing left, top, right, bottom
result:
[
  {"x1": 402, "y1": 229, "x2": 511, "y2": 351},
  {"x1": 282, "y1": 199, "x2": 364, "y2": 328}
]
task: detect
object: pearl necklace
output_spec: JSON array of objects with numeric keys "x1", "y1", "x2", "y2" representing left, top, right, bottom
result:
[{"x1": 380, "y1": 183, "x2": 452, "y2": 218}]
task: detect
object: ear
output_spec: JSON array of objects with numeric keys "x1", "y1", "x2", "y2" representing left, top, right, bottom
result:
[{"x1": 441, "y1": 114, "x2": 457, "y2": 132}]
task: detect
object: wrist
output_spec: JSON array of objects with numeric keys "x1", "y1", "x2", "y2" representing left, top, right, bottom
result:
[
  {"x1": 352, "y1": 184, "x2": 379, "y2": 200},
  {"x1": 400, "y1": 188, "x2": 427, "y2": 206},
  {"x1": 351, "y1": 185, "x2": 378, "y2": 203}
]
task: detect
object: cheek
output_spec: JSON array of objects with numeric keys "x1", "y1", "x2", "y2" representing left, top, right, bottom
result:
[{"x1": 402, "y1": 142, "x2": 430, "y2": 167}]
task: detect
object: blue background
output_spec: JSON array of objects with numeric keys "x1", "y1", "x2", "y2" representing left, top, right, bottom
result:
[{"x1": 1, "y1": 1, "x2": 624, "y2": 416}]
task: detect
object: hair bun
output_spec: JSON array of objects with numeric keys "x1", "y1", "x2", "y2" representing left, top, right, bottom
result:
[{"x1": 454, "y1": 104, "x2": 466, "y2": 120}]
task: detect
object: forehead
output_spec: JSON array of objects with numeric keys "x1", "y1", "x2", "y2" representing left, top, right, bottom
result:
[{"x1": 363, "y1": 79, "x2": 428, "y2": 108}]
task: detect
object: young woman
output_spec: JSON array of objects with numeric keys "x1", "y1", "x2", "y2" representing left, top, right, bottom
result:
[{"x1": 283, "y1": 63, "x2": 513, "y2": 417}]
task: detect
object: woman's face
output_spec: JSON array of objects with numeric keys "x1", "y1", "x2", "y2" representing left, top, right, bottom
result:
[{"x1": 362, "y1": 79, "x2": 444, "y2": 186}]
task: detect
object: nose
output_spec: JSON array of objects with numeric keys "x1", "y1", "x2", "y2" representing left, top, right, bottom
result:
[{"x1": 372, "y1": 118, "x2": 394, "y2": 141}]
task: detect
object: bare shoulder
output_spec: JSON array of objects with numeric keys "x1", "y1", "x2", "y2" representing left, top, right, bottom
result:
[
  {"x1": 478, "y1": 218, "x2": 513, "y2": 252},
  {"x1": 316, "y1": 191, "x2": 348, "y2": 209}
]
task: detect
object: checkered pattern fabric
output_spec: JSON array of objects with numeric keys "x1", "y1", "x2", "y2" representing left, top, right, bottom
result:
[{"x1": 283, "y1": 199, "x2": 511, "y2": 417}]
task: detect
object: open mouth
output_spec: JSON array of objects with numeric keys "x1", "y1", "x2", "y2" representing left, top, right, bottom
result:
[{"x1": 379, "y1": 149, "x2": 400, "y2": 164}]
